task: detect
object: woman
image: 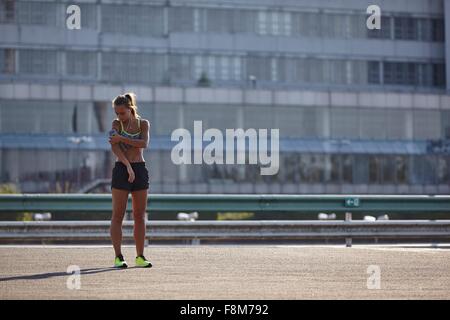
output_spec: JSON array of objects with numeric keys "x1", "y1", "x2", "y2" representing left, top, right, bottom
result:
[{"x1": 109, "y1": 92, "x2": 152, "y2": 268}]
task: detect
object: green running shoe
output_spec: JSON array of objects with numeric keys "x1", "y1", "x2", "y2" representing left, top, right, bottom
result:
[
  {"x1": 135, "y1": 255, "x2": 152, "y2": 268},
  {"x1": 114, "y1": 254, "x2": 128, "y2": 268}
]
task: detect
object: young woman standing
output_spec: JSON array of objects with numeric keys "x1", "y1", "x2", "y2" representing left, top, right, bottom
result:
[{"x1": 109, "y1": 93, "x2": 152, "y2": 268}]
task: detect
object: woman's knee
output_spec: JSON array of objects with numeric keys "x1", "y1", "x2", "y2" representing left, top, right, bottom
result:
[
  {"x1": 111, "y1": 212, "x2": 125, "y2": 224},
  {"x1": 133, "y1": 211, "x2": 146, "y2": 223}
]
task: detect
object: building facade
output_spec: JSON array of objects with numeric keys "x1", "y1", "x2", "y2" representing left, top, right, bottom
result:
[{"x1": 0, "y1": 0, "x2": 449, "y2": 194}]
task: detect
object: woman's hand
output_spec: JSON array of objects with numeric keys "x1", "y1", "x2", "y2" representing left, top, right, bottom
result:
[
  {"x1": 126, "y1": 164, "x2": 135, "y2": 183},
  {"x1": 109, "y1": 134, "x2": 122, "y2": 145}
]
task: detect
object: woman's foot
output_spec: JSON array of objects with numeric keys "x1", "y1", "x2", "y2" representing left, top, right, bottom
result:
[
  {"x1": 114, "y1": 254, "x2": 128, "y2": 268},
  {"x1": 135, "y1": 255, "x2": 152, "y2": 268}
]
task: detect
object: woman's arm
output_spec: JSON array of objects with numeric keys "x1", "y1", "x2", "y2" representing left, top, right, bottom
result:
[
  {"x1": 115, "y1": 120, "x2": 150, "y2": 149},
  {"x1": 110, "y1": 120, "x2": 131, "y2": 167}
]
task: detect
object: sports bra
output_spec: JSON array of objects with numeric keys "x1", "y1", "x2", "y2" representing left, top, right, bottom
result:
[
  {"x1": 115, "y1": 118, "x2": 141, "y2": 151},
  {"x1": 119, "y1": 118, "x2": 141, "y2": 140}
]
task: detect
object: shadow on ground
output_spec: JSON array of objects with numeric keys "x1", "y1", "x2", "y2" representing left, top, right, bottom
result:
[{"x1": 0, "y1": 267, "x2": 130, "y2": 282}]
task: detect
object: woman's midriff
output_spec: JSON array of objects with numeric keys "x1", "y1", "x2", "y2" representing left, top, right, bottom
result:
[{"x1": 116, "y1": 146, "x2": 145, "y2": 163}]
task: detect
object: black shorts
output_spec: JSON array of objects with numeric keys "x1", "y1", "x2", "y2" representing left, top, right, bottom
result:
[{"x1": 111, "y1": 161, "x2": 149, "y2": 192}]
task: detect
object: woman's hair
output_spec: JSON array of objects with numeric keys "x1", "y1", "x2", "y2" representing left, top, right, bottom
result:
[{"x1": 112, "y1": 92, "x2": 141, "y2": 119}]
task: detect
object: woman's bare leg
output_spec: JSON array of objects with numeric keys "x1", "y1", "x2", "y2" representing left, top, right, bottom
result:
[
  {"x1": 111, "y1": 188, "x2": 130, "y2": 257},
  {"x1": 131, "y1": 189, "x2": 148, "y2": 257}
]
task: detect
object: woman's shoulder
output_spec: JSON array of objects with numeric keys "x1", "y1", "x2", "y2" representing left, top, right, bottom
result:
[
  {"x1": 112, "y1": 119, "x2": 121, "y2": 129},
  {"x1": 139, "y1": 118, "x2": 150, "y2": 126}
]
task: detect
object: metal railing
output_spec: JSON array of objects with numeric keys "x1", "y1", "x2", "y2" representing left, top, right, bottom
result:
[
  {"x1": 1, "y1": 194, "x2": 450, "y2": 214},
  {"x1": 0, "y1": 220, "x2": 449, "y2": 245},
  {"x1": 1, "y1": 194, "x2": 449, "y2": 246}
]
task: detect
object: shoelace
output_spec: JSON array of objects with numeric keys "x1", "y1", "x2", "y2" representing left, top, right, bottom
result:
[{"x1": 116, "y1": 254, "x2": 125, "y2": 261}]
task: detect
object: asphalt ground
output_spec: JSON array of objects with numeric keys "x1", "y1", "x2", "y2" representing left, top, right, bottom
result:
[{"x1": 0, "y1": 245, "x2": 449, "y2": 299}]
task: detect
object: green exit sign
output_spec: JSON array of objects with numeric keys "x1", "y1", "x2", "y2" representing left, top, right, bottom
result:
[{"x1": 345, "y1": 198, "x2": 360, "y2": 207}]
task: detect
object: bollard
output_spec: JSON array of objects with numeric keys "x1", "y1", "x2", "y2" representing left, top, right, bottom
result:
[{"x1": 345, "y1": 212, "x2": 352, "y2": 248}]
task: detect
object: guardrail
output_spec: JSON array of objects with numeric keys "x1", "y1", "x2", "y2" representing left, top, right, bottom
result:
[
  {"x1": 0, "y1": 220, "x2": 449, "y2": 245},
  {"x1": 1, "y1": 194, "x2": 449, "y2": 246},
  {"x1": 1, "y1": 194, "x2": 450, "y2": 214}
]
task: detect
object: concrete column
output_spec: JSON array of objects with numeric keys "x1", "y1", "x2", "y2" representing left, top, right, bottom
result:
[
  {"x1": 178, "y1": 103, "x2": 188, "y2": 183},
  {"x1": 0, "y1": 147, "x2": 3, "y2": 182},
  {"x1": 445, "y1": 0, "x2": 450, "y2": 91},
  {"x1": 0, "y1": 100, "x2": 2, "y2": 133},
  {"x1": 163, "y1": 5, "x2": 169, "y2": 36},
  {"x1": 405, "y1": 109, "x2": 414, "y2": 140},
  {"x1": 236, "y1": 104, "x2": 246, "y2": 180},
  {"x1": 322, "y1": 107, "x2": 331, "y2": 139}
]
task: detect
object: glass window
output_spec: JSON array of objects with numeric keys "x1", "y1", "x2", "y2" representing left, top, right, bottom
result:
[
  {"x1": 432, "y1": 63, "x2": 446, "y2": 87},
  {"x1": 153, "y1": 104, "x2": 180, "y2": 136},
  {"x1": 321, "y1": 13, "x2": 348, "y2": 38},
  {"x1": 275, "y1": 107, "x2": 311, "y2": 138},
  {"x1": 102, "y1": 52, "x2": 166, "y2": 84},
  {"x1": 19, "y1": 49, "x2": 57, "y2": 75},
  {"x1": 16, "y1": 1, "x2": 57, "y2": 26},
  {"x1": 442, "y1": 111, "x2": 450, "y2": 140},
  {"x1": 0, "y1": 0, "x2": 15, "y2": 23},
  {"x1": 257, "y1": 11, "x2": 267, "y2": 35},
  {"x1": 413, "y1": 110, "x2": 441, "y2": 140},
  {"x1": 193, "y1": 8, "x2": 204, "y2": 32},
  {"x1": 395, "y1": 155, "x2": 408, "y2": 184},
  {"x1": 246, "y1": 56, "x2": 272, "y2": 81},
  {"x1": 325, "y1": 60, "x2": 347, "y2": 84},
  {"x1": 410, "y1": 155, "x2": 437, "y2": 184},
  {"x1": 233, "y1": 57, "x2": 241, "y2": 81},
  {"x1": 192, "y1": 55, "x2": 241, "y2": 82},
  {"x1": 66, "y1": 51, "x2": 96, "y2": 78},
  {"x1": 418, "y1": 18, "x2": 432, "y2": 42},
  {"x1": 306, "y1": 58, "x2": 324, "y2": 83},
  {"x1": 271, "y1": 12, "x2": 279, "y2": 35},
  {"x1": 369, "y1": 155, "x2": 382, "y2": 184},
  {"x1": 161, "y1": 151, "x2": 179, "y2": 183},
  {"x1": 169, "y1": 54, "x2": 193, "y2": 83},
  {"x1": 331, "y1": 108, "x2": 359, "y2": 139},
  {"x1": 325, "y1": 154, "x2": 341, "y2": 183},
  {"x1": 206, "y1": 9, "x2": 233, "y2": 33},
  {"x1": 282, "y1": 12, "x2": 291, "y2": 36},
  {"x1": 368, "y1": 61, "x2": 381, "y2": 84},
  {"x1": 281, "y1": 153, "x2": 299, "y2": 183},
  {"x1": 394, "y1": 16, "x2": 418, "y2": 40},
  {"x1": 367, "y1": 16, "x2": 391, "y2": 39},
  {"x1": 417, "y1": 63, "x2": 433, "y2": 87},
  {"x1": 102, "y1": 4, "x2": 164, "y2": 37},
  {"x1": 360, "y1": 109, "x2": 386, "y2": 139},
  {"x1": 170, "y1": 7, "x2": 195, "y2": 32},
  {"x1": 0, "y1": 48, "x2": 15, "y2": 74},
  {"x1": 382, "y1": 156, "x2": 396, "y2": 183},
  {"x1": 183, "y1": 104, "x2": 238, "y2": 132},
  {"x1": 0, "y1": 100, "x2": 75, "y2": 134},
  {"x1": 342, "y1": 154, "x2": 353, "y2": 183},
  {"x1": 244, "y1": 105, "x2": 275, "y2": 129},
  {"x1": 78, "y1": 3, "x2": 97, "y2": 30},
  {"x1": 257, "y1": 10, "x2": 291, "y2": 36},
  {"x1": 297, "y1": 154, "x2": 325, "y2": 183},
  {"x1": 351, "y1": 60, "x2": 368, "y2": 85},
  {"x1": 431, "y1": 19, "x2": 445, "y2": 42},
  {"x1": 383, "y1": 62, "x2": 417, "y2": 86},
  {"x1": 437, "y1": 156, "x2": 450, "y2": 184},
  {"x1": 354, "y1": 154, "x2": 369, "y2": 184},
  {"x1": 387, "y1": 109, "x2": 408, "y2": 140}
]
